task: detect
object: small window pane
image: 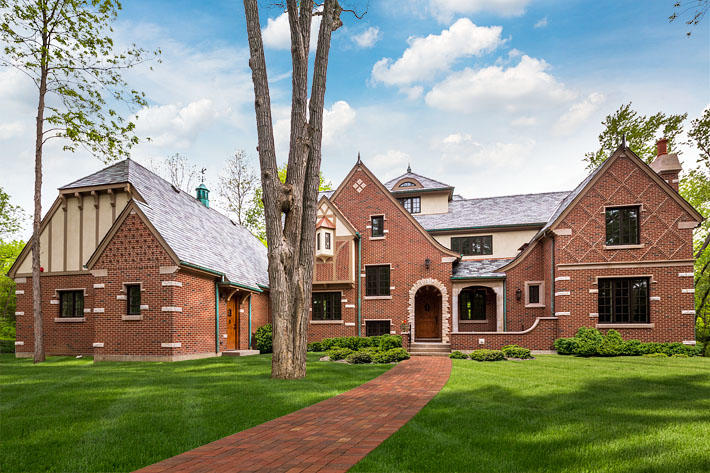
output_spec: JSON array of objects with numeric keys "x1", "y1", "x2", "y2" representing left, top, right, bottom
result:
[
  {"x1": 606, "y1": 206, "x2": 640, "y2": 245},
  {"x1": 451, "y1": 236, "x2": 493, "y2": 256},
  {"x1": 59, "y1": 290, "x2": 83, "y2": 317},
  {"x1": 312, "y1": 292, "x2": 341, "y2": 320},
  {"x1": 397, "y1": 197, "x2": 421, "y2": 214},
  {"x1": 325, "y1": 232, "x2": 331, "y2": 250},
  {"x1": 366, "y1": 320, "x2": 390, "y2": 336},
  {"x1": 127, "y1": 285, "x2": 141, "y2": 315},
  {"x1": 528, "y1": 285, "x2": 540, "y2": 304},
  {"x1": 371, "y1": 216, "x2": 384, "y2": 237},
  {"x1": 366, "y1": 265, "x2": 390, "y2": 297}
]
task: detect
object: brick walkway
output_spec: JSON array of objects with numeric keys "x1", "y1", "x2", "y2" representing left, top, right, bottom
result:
[{"x1": 136, "y1": 357, "x2": 451, "y2": 473}]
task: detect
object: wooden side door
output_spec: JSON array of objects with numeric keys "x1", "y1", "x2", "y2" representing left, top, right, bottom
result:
[
  {"x1": 415, "y1": 287, "x2": 441, "y2": 339},
  {"x1": 226, "y1": 298, "x2": 238, "y2": 350}
]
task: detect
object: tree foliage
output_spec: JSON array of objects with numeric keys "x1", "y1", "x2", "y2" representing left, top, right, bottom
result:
[
  {"x1": 584, "y1": 103, "x2": 687, "y2": 169},
  {"x1": 218, "y1": 150, "x2": 257, "y2": 227},
  {"x1": 0, "y1": 186, "x2": 25, "y2": 241},
  {"x1": 669, "y1": 0, "x2": 709, "y2": 36},
  {"x1": 0, "y1": 240, "x2": 24, "y2": 322}
]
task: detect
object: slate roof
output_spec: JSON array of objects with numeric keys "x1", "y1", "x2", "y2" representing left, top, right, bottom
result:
[
  {"x1": 414, "y1": 191, "x2": 570, "y2": 231},
  {"x1": 452, "y1": 259, "x2": 512, "y2": 279},
  {"x1": 384, "y1": 171, "x2": 453, "y2": 192},
  {"x1": 68, "y1": 159, "x2": 269, "y2": 291}
]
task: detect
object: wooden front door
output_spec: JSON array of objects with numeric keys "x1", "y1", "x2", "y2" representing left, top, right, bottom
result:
[
  {"x1": 226, "y1": 298, "x2": 238, "y2": 350},
  {"x1": 415, "y1": 286, "x2": 441, "y2": 340}
]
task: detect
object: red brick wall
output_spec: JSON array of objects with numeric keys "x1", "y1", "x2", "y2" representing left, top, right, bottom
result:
[
  {"x1": 172, "y1": 269, "x2": 218, "y2": 356},
  {"x1": 451, "y1": 317, "x2": 558, "y2": 350},
  {"x1": 505, "y1": 241, "x2": 547, "y2": 332},
  {"x1": 249, "y1": 292, "x2": 271, "y2": 349}
]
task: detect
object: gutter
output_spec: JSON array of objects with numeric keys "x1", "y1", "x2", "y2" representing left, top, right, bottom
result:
[
  {"x1": 503, "y1": 279, "x2": 507, "y2": 332},
  {"x1": 356, "y1": 232, "x2": 362, "y2": 337},
  {"x1": 427, "y1": 222, "x2": 547, "y2": 233},
  {"x1": 179, "y1": 260, "x2": 263, "y2": 293},
  {"x1": 214, "y1": 280, "x2": 220, "y2": 354},
  {"x1": 248, "y1": 294, "x2": 252, "y2": 349}
]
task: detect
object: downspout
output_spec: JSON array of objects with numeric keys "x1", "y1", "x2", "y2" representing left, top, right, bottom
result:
[
  {"x1": 356, "y1": 232, "x2": 362, "y2": 337},
  {"x1": 248, "y1": 294, "x2": 252, "y2": 349},
  {"x1": 550, "y1": 237, "x2": 555, "y2": 317},
  {"x1": 214, "y1": 280, "x2": 220, "y2": 354},
  {"x1": 503, "y1": 279, "x2": 507, "y2": 332}
]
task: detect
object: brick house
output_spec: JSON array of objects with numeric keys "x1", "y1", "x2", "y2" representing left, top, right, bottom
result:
[{"x1": 9, "y1": 139, "x2": 703, "y2": 359}]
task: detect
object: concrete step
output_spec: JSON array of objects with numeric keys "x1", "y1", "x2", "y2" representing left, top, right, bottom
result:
[
  {"x1": 409, "y1": 346, "x2": 451, "y2": 353},
  {"x1": 409, "y1": 351, "x2": 451, "y2": 357},
  {"x1": 222, "y1": 350, "x2": 260, "y2": 357},
  {"x1": 411, "y1": 342, "x2": 451, "y2": 349}
]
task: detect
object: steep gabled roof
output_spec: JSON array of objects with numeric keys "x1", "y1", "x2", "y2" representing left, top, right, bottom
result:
[
  {"x1": 82, "y1": 159, "x2": 269, "y2": 291},
  {"x1": 384, "y1": 170, "x2": 453, "y2": 192}
]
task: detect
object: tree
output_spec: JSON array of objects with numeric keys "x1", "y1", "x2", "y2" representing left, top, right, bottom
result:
[
  {"x1": 669, "y1": 1, "x2": 709, "y2": 36},
  {"x1": 0, "y1": 186, "x2": 25, "y2": 241},
  {"x1": 243, "y1": 0, "x2": 354, "y2": 378},
  {"x1": 1, "y1": 0, "x2": 157, "y2": 362},
  {"x1": 584, "y1": 103, "x2": 687, "y2": 170},
  {"x1": 0, "y1": 240, "x2": 24, "y2": 322},
  {"x1": 218, "y1": 150, "x2": 257, "y2": 226},
  {"x1": 688, "y1": 107, "x2": 710, "y2": 170},
  {"x1": 150, "y1": 153, "x2": 198, "y2": 193}
]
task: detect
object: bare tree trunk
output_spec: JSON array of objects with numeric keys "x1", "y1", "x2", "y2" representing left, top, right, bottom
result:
[
  {"x1": 32, "y1": 56, "x2": 48, "y2": 363},
  {"x1": 243, "y1": 0, "x2": 341, "y2": 379}
]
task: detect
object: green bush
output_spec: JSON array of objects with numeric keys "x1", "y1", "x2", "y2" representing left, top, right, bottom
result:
[
  {"x1": 671, "y1": 353, "x2": 689, "y2": 358},
  {"x1": 307, "y1": 341, "x2": 322, "y2": 352},
  {"x1": 598, "y1": 330, "x2": 624, "y2": 356},
  {"x1": 643, "y1": 352, "x2": 668, "y2": 358},
  {"x1": 554, "y1": 337, "x2": 578, "y2": 355},
  {"x1": 378, "y1": 335, "x2": 402, "y2": 351},
  {"x1": 449, "y1": 350, "x2": 468, "y2": 359},
  {"x1": 318, "y1": 335, "x2": 402, "y2": 351},
  {"x1": 325, "y1": 347, "x2": 354, "y2": 361},
  {"x1": 469, "y1": 349, "x2": 505, "y2": 362},
  {"x1": 346, "y1": 350, "x2": 372, "y2": 364},
  {"x1": 254, "y1": 324, "x2": 272, "y2": 353},
  {"x1": 502, "y1": 345, "x2": 533, "y2": 359},
  {"x1": 0, "y1": 339, "x2": 14, "y2": 353},
  {"x1": 572, "y1": 327, "x2": 604, "y2": 356},
  {"x1": 620, "y1": 339, "x2": 643, "y2": 356}
]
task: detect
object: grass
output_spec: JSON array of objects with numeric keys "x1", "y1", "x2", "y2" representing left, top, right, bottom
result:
[
  {"x1": 0, "y1": 353, "x2": 390, "y2": 472},
  {"x1": 353, "y1": 355, "x2": 710, "y2": 473}
]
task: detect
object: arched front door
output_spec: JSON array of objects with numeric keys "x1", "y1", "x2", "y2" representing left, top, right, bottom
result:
[{"x1": 415, "y1": 285, "x2": 442, "y2": 340}]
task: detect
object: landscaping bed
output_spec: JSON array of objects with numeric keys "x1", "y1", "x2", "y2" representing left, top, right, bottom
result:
[
  {"x1": 555, "y1": 327, "x2": 701, "y2": 357},
  {"x1": 308, "y1": 335, "x2": 411, "y2": 364}
]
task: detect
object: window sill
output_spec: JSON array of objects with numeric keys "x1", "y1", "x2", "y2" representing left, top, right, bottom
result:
[
  {"x1": 596, "y1": 323, "x2": 655, "y2": 329},
  {"x1": 369, "y1": 236, "x2": 386, "y2": 240},
  {"x1": 460, "y1": 320, "x2": 489, "y2": 324},
  {"x1": 122, "y1": 315, "x2": 143, "y2": 321},
  {"x1": 54, "y1": 317, "x2": 86, "y2": 323},
  {"x1": 364, "y1": 296, "x2": 392, "y2": 300},
  {"x1": 525, "y1": 303, "x2": 545, "y2": 308},
  {"x1": 603, "y1": 244, "x2": 644, "y2": 250},
  {"x1": 310, "y1": 320, "x2": 344, "y2": 324}
]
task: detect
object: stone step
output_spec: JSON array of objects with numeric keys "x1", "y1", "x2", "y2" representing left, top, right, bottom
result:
[
  {"x1": 222, "y1": 350, "x2": 260, "y2": 357},
  {"x1": 410, "y1": 343, "x2": 451, "y2": 349},
  {"x1": 409, "y1": 346, "x2": 451, "y2": 353},
  {"x1": 409, "y1": 351, "x2": 451, "y2": 357}
]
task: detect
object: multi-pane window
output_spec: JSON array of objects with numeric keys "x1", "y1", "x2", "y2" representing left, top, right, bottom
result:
[
  {"x1": 317, "y1": 232, "x2": 321, "y2": 250},
  {"x1": 528, "y1": 285, "x2": 540, "y2": 304},
  {"x1": 365, "y1": 265, "x2": 390, "y2": 296},
  {"x1": 451, "y1": 236, "x2": 493, "y2": 256},
  {"x1": 398, "y1": 196, "x2": 421, "y2": 214},
  {"x1": 126, "y1": 284, "x2": 141, "y2": 315},
  {"x1": 605, "y1": 206, "x2": 640, "y2": 245},
  {"x1": 59, "y1": 290, "x2": 84, "y2": 317},
  {"x1": 366, "y1": 320, "x2": 391, "y2": 336},
  {"x1": 399, "y1": 181, "x2": 416, "y2": 187},
  {"x1": 598, "y1": 277, "x2": 649, "y2": 323},
  {"x1": 312, "y1": 292, "x2": 341, "y2": 320},
  {"x1": 324, "y1": 232, "x2": 331, "y2": 250},
  {"x1": 459, "y1": 288, "x2": 486, "y2": 320},
  {"x1": 371, "y1": 215, "x2": 384, "y2": 237}
]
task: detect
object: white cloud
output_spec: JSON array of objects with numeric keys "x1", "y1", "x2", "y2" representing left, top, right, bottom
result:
[
  {"x1": 425, "y1": 55, "x2": 576, "y2": 112},
  {"x1": 430, "y1": 0, "x2": 531, "y2": 22},
  {"x1": 351, "y1": 26, "x2": 381, "y2": 49},
  {"x1": 511, "y1": 116, "x2": 537, "y2": 127},
  {"x1": 323, "y1": 101, "x2": 356, "y2": 145},
  {"x1": 438, "y1": 133, "x2": 532, "y2": 167},
  {"x1": 136, "y1": 98, "x2": 226, "y2": 148},
  {"x1": 553, "y1": 92, "x2": 605, "y2": 135},
  {"x1": 534, "y1": 17, "x2": 548, "y2": 28},
  {"x1": 371, "y1": 18, "x2": 503, "y2": 87},
  {"x1": 262, "y1": 12, "x2": 321, "y2": 51},
  {"x1": 368, "y1": 149, "x2": 411, "y2": 178},
  {"x1": 0, "y1": 121, "x2": 25, "y2": 140}
]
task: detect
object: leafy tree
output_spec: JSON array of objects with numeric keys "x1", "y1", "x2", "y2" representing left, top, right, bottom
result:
[
  {"x1": 689, "y1": 107, "x2": 710, "y2": 170},
  {"x1": 0, "y1": 186, "x2": 25, "y2": 241},
  {"x1": 584, "y1": 103, "x2": 686, "y2": 170},
  {"x1": 1, "y1": 0, "x2": 158, "y2": 362},
  {"x1": 149, "y1": 153, "x2": 199, "y2": 193},
  {"x1": 0, "y1": 240, "x2": 24, "y2": 323},
  {"x1": 669, "y1": 1, "x2": 709, "y2": 36}
]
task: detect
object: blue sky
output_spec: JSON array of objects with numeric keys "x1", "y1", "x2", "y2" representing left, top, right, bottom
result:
[{"x1": 1, "y1": 0, "x2": 708, "y2": 237}]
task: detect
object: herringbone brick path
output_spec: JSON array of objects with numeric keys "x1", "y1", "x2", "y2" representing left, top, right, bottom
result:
[{"x1": 135, "y1": 357, "x2": 451, "y2": 473}]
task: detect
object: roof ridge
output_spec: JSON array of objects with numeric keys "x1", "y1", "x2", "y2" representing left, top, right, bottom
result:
[
  {"x1": 453, "y1": 190, "x2": 571, "y2": 203},
  {"x1": 59, "y1": 158, "x2": 129, "y2": 189}
]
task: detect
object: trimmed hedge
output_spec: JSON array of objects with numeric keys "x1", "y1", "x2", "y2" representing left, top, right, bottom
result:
[
  {"x1": 502, "y1": 344, "x2": 533, "y2": 359},
  {"x1": 555, "y1": 328, "x2": 701, "y2": 357},
  {"x1": 372, "y1": 348, "x2": 410, "y2": 363},
  {"x1": 254, "y1": 324, "x2": 272, "y2": 353},
  {"x1": 309, "y1": 335, "x2": 402, "y2": 352},
  {"x1": 346, "y1": 350, "x2": 372, "y2": 364},
  {"x1": 449, "y1": 350, "x2": 468, "y2": 359},
  {"x1": 469, "y1": 349, "x2": 505, "y2": 362},
  {"x1": 325, "y1": 347, "x2": 354, "y2": 361}
]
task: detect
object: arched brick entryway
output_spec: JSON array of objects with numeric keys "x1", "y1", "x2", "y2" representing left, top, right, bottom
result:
[{"x1": 408, "y1": 278, "x2": 450, "y2": 343}]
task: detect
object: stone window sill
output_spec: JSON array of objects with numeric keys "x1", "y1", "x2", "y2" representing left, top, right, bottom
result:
[
  {"x1": 459, "y1": 320, "x2": 489, "y2": 324},
  {"x1": 310, "y1": 320, "x2": 344, "y2": 324},
  {"x1": 122, "y1": 315, "x2": 143, "y2": 321},
  {"x1": 596, "y1": 323, "x2": 655, "y2": 329},
  {"x1": 525, "y1": 303, "x2": 545, "y2": 308},
  {"x1": 364, "y1": 296, "x2": 392, "y2": 300},
  {"x1": 369, "y1": 236, "x2": 386, "y2": 240},
  {"x1": 54, "y1": 317, "x2": 86, "y2": 323},
  {"x1": 603, "y1": 244, "x2": 644, "y2": 250}
]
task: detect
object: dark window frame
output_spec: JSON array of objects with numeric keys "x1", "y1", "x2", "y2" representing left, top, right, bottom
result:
[
  {"x1": 365, "y1": 320, "x2": 391, "y2": 336},
  {"x1": 59, "y1": 290, "x2": 84, "y2": 318},
  {"x1": 398, "y1": 196, "x2": 421, "y2": 214},
  {"x1": 312, "y1": 292, "x2": 342, "y2": 321},
  {"x1": 598, "y1": 277, "x2": 650, "y2": 324},
  {"x1": 324, "y1": 231, "x2": 331, "y2": 250},
  {"x1": 365, "y1": 265, "x2": 391, "y2": 297},
  {"x1": 459, "y1": 288, "x2": 487, "y2": 321},
  {"x1": 451, "y1": 235, "x2": 493, "y2": 256},
  {"x1": 371, "y1": 215, "x2": 384, "y2": 237},
  {"x1": 528, "y1": 285, "x2": 540, "y2": 304},
  {"x1": 398, "y1": 181, "x2": 416, "y2": 188},
  {"x1": 126, "y1": 284, "x2": 141, "y2": 315},
  {"x1": 605, "y1": 206, "x2": 640, "y2": 246}
]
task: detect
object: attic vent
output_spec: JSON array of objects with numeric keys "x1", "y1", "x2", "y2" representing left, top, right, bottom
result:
[{"x1": 171, "y1": 184, "x2": 180, "y2": 193}]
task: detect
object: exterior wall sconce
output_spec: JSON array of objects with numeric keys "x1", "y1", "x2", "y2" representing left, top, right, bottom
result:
[
  {"x1": 424, "y1": 258, "x2": 431, "y2": 269},
  {"x1": 515, "y1": 288, "x2": 522, "y2": 301}
]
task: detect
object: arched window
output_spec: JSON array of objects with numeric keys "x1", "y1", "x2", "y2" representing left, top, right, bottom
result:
[{"x1": 399, "y1": 181, "x2": 416, "y2": 187}]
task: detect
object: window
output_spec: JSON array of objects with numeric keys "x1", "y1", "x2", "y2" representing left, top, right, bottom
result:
[
  {"x1": 451, "y1": 236, "x2": 493, "y2": 256},
  {"x1": 398, "y1": 196, "x2": 421, "y2": 214},
  {"x1": 126, "y1": 284, "x2": 141, "y2": 315},
  {"x1": 325, "y1": 232, "x2": 331, "y2": 250},
  {"x1": 598, "y1": 277, "x2": 649, "y2": 323},
  {"x1": 59, "y1": 290, "x2": 84, "y2": 317},
  {"x1": 605, "y1": 206, "x2": 640, "y2": 245},
  {"x1": 399, "y1": 181, "x2": 416, "y2": 187},
  {"x1": 528, "y1": 285, "x2": 540, "y2": 304},
  {"x1": 371, "y1": 215, "x2": 384, "y2": 237},
  {"x1": 459, "y1": 288, "x2": 486, "y2": 320},
  {"x1": 366, "y1": 320, "x2": 391, "y2": 336},
  {"x1": 312, "y1": 292, "x2": 341, "y2": 320},
  {"x1": 525, "y1": 281, "x2": 544, "y2": 307},
  {"x1": 365, "y1": 265, "x2": 390, "y2": 297},
  {"x1": 317, "y1": 232, "x2": 321, "y2": 250}
]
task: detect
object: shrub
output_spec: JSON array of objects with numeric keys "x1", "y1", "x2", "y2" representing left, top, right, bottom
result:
[
  {"x1": 554, "y1": 337, "x2": 578, "y2": 355},
  {"x1": 346, "y1": 350, "x2": 372, "y2": 364},
  {"x1": 378, "y1": 335, "x2": 402, "y2": 351},
  {"x1": 449, "y1": 350, "x2": 468, "y2": 359},
  {"x1": 671, "y1": 353, "x2": 689, "y2": 358},
  {"x1": 573, "y1": 327, "x2": 604, "y2": 356},
  {"x1": 325, "y1": 347, "x2": 354, "y2": 361},
  {"x1": 598, "y1": 330, "x2": 624, "y2": 356},
  {"x1": 254, "y1": 324, "x2": 272, "y2": 353},
  {"x1": 307, "y1": 341, "x2": 322, "y2": 352},
  {"x1": 373, "y1": 348, "x2": 411, "y2": 363},
  {"x1": 502, "y1": 345, "x2": 532, "y2": 359},
  {"x1": 643, "y1": 352, "x2": 668, "y2": 358},
  {"x1": 469, "y1": 349, "x2": 505, "y2": 362},
  {"x1": 620, "y1": 339, "x2": 643, "y2": 356}
]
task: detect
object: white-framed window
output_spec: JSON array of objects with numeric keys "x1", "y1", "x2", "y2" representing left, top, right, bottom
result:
[{"x1": 525, "y1": 281, "x2": 545, "y2": 308}]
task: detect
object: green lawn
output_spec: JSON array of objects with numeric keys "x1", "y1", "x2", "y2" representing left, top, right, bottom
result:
[
  {"x1": 353, "y1": 355, "x2": 710, "y2": 473},
  {"x1": 0, "y1": 353, "x2": 390, "y2": 472}
]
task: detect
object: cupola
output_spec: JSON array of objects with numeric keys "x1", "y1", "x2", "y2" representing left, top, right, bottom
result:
[{"x1": 195, "y1": 183, "x2": 210, "y2": 207}]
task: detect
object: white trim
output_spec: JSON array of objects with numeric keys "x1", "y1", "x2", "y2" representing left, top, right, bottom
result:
[
  {"x1": 553, "y1": 228, "x2": 572, "y2": 236},
  {"x1": 649, "y1": 296, "x2": 661, "y2": 301},
  {"x1": 93, "y1": 283, "x2": 105, "y2": 289},
  {"x1": 116, "y1": 295, "x2": 127, "y2": 300},
  {"x1": 555, "y1": 276, "x2": 570, "y2": 282},
  {"x1": 525, "y1": 281, "x2": 545, "y2": 307},
  {"x1": 54, "y1": 317, "x2": 86, "y2": 322},
  {"x1": 161, "y1": 342, "x2": 181, "y2": 348},
  {"x1": 344, "y1": 322, "x2": 356, "y2": 326},
  {"x1": 140, "y1": 304, "x2": 149, "y2": 310},
  {"x1": 555, "y1": 291, "x2": 570, "y2": 296},
  {"x1": 15, "y1": 290, "x2": 24, "y2": 295},
  {"x1": 92, "y1": 342, "x2": 104, "y2": 348},
  {"x1": 681, "y1": 310, "x2": 695, "y2": 315},
  {"x1": 364, "y1": 296, "x2": 392, "y2": 300},
  {"x1": 341, "y1": 298, "x2": 348, "y2": 302},
  {"x1": 555, "y1": 311, "x2": 570, "y2": 316},
  {"x1": 589, "y1": 313, "x2": 599, "y2": 317},
  {"x1": 161, "y1": 307, "x2": 182, "y2": 312},
  {"x1": 345, "y1": 304, "x2": 355, "y2": 308},
  {"x1": 309, "y1": 320, "x2": 344, "y2": 324},
  {"x1": 14, "y1": 277, "x2": 26, "y2": 283},
  {"x1": 441, "y1": 256, "x2": 457, "y2": 263},
  {"x1": 682, "y1": 288, "x2": 695, "y2": 293},
  {"x1": 91, "y1": 269, "x2": 107, "y2": 277},
  {"x1": 589, "y1": 289, "x2": 598, "y2": 294},
  {"x1": 50, "y1": 300, "x2": 59, "y2": 305},
  {"x1": 678, "y1": 221, "x2": 698, "y2": 229},
  {"x1": 122, "y1": 315, "x2": 142, "y2": 321},
  {"x1": 603, "y1": 244, "x2": 645, "y2": 250},
  {"x1": 683, "y1": 340, "x2": 697, "y2": 345},
  {"x1": 84, "y1": 308, "x2": 91, "y2": 313},
  {"x1": 596, "y1": 323, "x2": 655, "y2": 329},
  {"x1": 159, "y1": 265, "x2": 179, "y2": 274},
  {"x1": 678, "y1": 272, "x2": 694, "y2": 277},
  {"x1": 162, "y1": 281, "x2": 182, "y2": 287},
  {"x1": 15, "y1": 311, "x2": 23, "y2": 316},
  {"x1": 14, "y1": 341, "x2": 24, "y2": 346},
  {"x1": 93, "y1": 308, "x2": 104, "y2": 313}
]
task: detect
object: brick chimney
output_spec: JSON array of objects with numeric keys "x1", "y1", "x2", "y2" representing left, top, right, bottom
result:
[{"x1": 649, "y1": 138, "x2": 681, "y2": 191}]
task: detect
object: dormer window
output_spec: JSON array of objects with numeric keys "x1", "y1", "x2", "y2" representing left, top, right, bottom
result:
[
  {"x1": 398, "y1": 196, "x2": 421, "y2": 214},
  {"x1": 315, "y1": 228, "x2": 334, "y2": 259}
]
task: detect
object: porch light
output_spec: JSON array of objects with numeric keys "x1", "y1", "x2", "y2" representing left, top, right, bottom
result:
[
  {"x1": 515, "y1": 288, "x2": 522, "y2": 301},
  {"x1": 424, "y1": 257, "x2": 431, "y2": 269}
]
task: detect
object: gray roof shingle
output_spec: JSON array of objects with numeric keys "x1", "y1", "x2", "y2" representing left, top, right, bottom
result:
[
  {"x1": 414, "y1": 191, "x2": 570, "y2": 231},
  {"x1": 69, "y1": 159, "x2": 269, "y2": 290},
  {"x1": 384, "y1": 171, "x2": 452, "y2": 192},
  {"x1": 452, "y1": 259, "x2": 512, "y2": 278}
]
